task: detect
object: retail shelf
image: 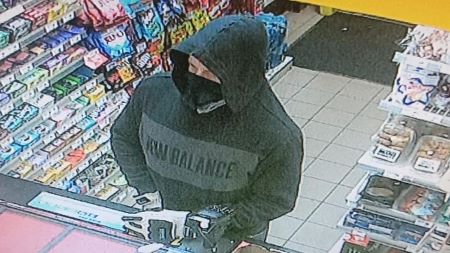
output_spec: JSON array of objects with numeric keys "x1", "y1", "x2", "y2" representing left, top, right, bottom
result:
[
  {"x1": 337, "y1": 211, "x2": 430, "y2": 252},
  {"x1": 393, "y1": 52, "x2": 450, "y2": 75},
  {"x1": 266, "y1": 56, "x2": 293, "y2": 86},
  {"x1": 358, "y1": 150, "x2": 450, "y2": 195},
  {"x1": 87, "y1": 169, "x2": 122, "y2": 197},
  {"x1": 379, "y1": 92, "x2": 450, "y2": 127},
  {"x1": 328, "y1": 236, "x2": 345, "y2": 253},
  {"x1": 0, "y1": 102, "x2": 97, "y2": 175},
  {"x1": 0, "y1": 6, "x2": 80, "y2": 63},
  {"x1": 346, "y1": 173, "x2": 438, "y2": 229},
  {"x1": 0, "y1": 5, "x2": 25, "y2": 25}
]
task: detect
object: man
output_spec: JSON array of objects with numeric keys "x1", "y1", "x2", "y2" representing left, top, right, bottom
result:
[{"x1": 111, "y1": 14, "x2": 303, "y2": 243}]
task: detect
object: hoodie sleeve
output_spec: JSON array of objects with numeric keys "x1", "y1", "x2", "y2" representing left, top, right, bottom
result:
[
  {"x1": 111, "y1": 85, "x2": 157, "y2": 194},
  {"x1": 225, "y1": 137, "x2": 303, "y2": 239}
]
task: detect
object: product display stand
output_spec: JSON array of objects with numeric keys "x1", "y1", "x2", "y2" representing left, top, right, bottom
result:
[{"x1": 332, "y1": 25, "x2": 450, "y2": 253}]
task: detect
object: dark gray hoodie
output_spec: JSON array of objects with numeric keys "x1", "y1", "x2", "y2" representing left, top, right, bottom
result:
[{"x1": 111, "y1": 14, "x2": 303, "y2": 239}]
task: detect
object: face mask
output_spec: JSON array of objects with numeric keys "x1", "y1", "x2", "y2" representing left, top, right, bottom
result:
[{"x1": 185, "y1": 72, "x2": 224, "y2": 110}]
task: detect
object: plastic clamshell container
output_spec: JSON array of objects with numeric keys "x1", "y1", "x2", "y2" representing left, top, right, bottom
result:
[{"x1": 410, "y1": 135, "x2": 450, "y2": 176}]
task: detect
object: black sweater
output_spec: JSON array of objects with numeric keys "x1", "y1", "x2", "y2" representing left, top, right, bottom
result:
[{"x1": 111, "y1": 15, "x2": 303, "y2": 239}]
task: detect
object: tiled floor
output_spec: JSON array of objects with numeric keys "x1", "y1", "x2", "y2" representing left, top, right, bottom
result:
[{"x1": 267, "y1": 66, "x2": 391, "y2": 252}]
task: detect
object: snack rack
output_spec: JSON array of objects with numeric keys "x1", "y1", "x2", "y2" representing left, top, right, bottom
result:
[
  {"x1": 331, "y1": 26, "x2": 450, "y2": 253},
  {"x1": 0, "y1": 1, "x2": 292, "y2": 208}
]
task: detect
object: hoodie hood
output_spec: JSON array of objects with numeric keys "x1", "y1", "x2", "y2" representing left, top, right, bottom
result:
[{"x1": 170, "y1": 15, "x2": 268, "y2": 113}]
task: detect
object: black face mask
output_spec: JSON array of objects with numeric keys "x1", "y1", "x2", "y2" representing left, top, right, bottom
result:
[{"x1": 185, "y1": 72, "x2": 223, "y2": 108}]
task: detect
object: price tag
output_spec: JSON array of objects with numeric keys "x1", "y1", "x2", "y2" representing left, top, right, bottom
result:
[
  {"x1": 414, "y1": 157, "x2": 441, "y2": 173},
  {"x1": 92, "y1": 151, "x2": 102, "y2": 161},
  {"x1": 0, "y1": 103, "x2": 14, "y2": 115},
  {"x1": 372, "y1": 145, "x2": 401, "y2": 163},
  {"x1": 43, "y1": 161, "x2": 53, "y2": 170},
  {"x1": 37, "y1": 80, "x2": 50, "y2": 92},
  {"x1": 43, "y1": 132, "x2": 56, "y2": 145},
  {"x1": 62, "y1": 11, "x2": 75, "y2": 23},
  {"x1": 45, "y1": 21, "x2": 59, "y2": 32},
  {"x1": 74, "y1": 113, "x2": 83, "y2": 123},
  {"x1": 383, "y1": 171, "x2": 403, "y2": 181},
  {"x1": 0, "y1": 135, "x2": 12, "y2": 147},
  {"x1": 71, "y1": 138, "x2": 83, "y2": 149},
  {"x1": 20, "y1": 149, "x2": 34, "y2": 161},
  {"x1": 69, "y1": 89, "x2": 82, "y2": 101},
  {"x1": 83, "y1": 130, "x2": 95, "y2": 141},
  {"x1": 60, "y1": 122, "x2": 71, "y2": 133},
  {"x1": 85, "y1": 79, "x2": 97, "y2": 90},
  {"x1": 98, "y1": 117, "x2": 110, "y2": 129},
  {"x1": 42, "y1": 109, "x2": 52, "y2": 119},
  {"x1": 1, "y1": 73, "x2": 15, "y2": 86},
  {"x1": 78, "y1": 161, "x2": 90, "y2": 173},
  {"x1": 22, "y1": 90, "x2": 35, "y2": 101},
  {"x1": 69, "y1": 34, "x2": 82, "y2": 45},
  {"x1": 414, "y1": 219, "x2": 432, "y2": 228},
  {"x1": 70, "y1": 117, "x2": 78, "y2": 126},
  {"x1": 19, "y1": 62, "x2": 34, "y2": 75},
  {"x1": 56, "y1": 153, "x2": 64, "y2": 161},
  {"x1": 0, "y1": 43, "x2": 17, "y2": 59},
  {"x1": 51, "y1": 44, "x2": 64, "y2": 56}
]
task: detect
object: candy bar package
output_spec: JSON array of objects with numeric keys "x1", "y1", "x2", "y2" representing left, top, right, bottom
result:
[
  {"x1": 1, "y1": 17, "x2": 32, "y2": 42},
  {"x1": 344, "y1": 208, "x2": 429, "y2": 245},
  {"x1": 360, "y1": 175, "x2": 445, "y2": 221},
  {"x1": 87, "y1": 21, "x2": 135, "y2": 59},
  {"x1": 134, "y1": 4, "x2": 164, "y2": 42},
  {"x1": 371, "y1": 116, "x2": 416, "y2": 163},
  {"x1": 80, "y1": 0, "x2": 128, "y2": 30},
  {"x1": 256, "y1": 13, "x2": 287, "y2": 70}
]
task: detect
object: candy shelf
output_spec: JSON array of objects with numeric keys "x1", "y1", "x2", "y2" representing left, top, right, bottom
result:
[
  {"x1": 346, "y1": 172, "x2": 443, "y2": 229},
  {"x1": 0, "y1": 6, "x2": 80, "y2": 62},
  {"x1": 337, "y1": 210, "x2": 431, "y2": 252},
  {"x1": 87, "y1": 168, "x2": 122, "y2": 198},
  {"x1": 392, "y1": 52, "x2": 450, "y2": 76},
  {"x1": 358, "y1": 151, "x2": 450, "y2": 195},
  {"x1": 266, "y1": 56, "x2": 293, "y2": 86},
  {"x1": 379, "y1": 93, "x2": 450, "y2": 128},
  {"x1": 0, "y1": 5, "x2": 25, "y2": 25}
]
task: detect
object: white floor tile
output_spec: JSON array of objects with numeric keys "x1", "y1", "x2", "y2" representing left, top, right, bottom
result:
[
  {"x1": 360, "y1": 103, "x2": 389, "y2": 121},
  {"x1": 303, "y1": 156, "x2": 315, "y2": 171},
  {"x1": 284, "y1": 241, "x2": 327, "y2": 253},
  {"x1": 347, "y1": 115, "x2": 384, "y2": 135},
  {"x1": 291, "y1": 117, "x2": 309, "y2": 128},
  {"x1": 285, "y1": 101, "x2": 322, "y2": 119},
  {"x1": 273, "y1": 83, "x2": 303, "y2": 99},
  {"x1": 372, "y1": 86, "x2": 392, "y2": 104},
  {"x1": 290, "y1": 222, "x2": 343, "y2": 250},
  {"x1": 325, "y1": 185, "x2": 353, "y2": 208},
  {"x1": 299, "y1": 176, "x2": 336, "y2": 201},
  {"x1": 306, "y1": 72, "x2": 351, "y2": 94},
  {"x1": 339, "y1": 79, "x2": 383, "y2": 101},
  {"x1": 333, "y1": 129, "x2": 372, "y2": 151},
  {"x1": 308, "y1": 203, "x2": 347, "y2": 228},
  {"x1": 325, "y1": 95, "x2": 369, "y2": 114},
  {"x1": 268, "y1": 216, "x2": 304, "y2": 240},
  {"x1": 287, "y1": 197, "x2": 321, "y2": 220},
  {"x1": 305, "y1": 159, "x2": 352, "y2": 183},
  {"x1": 304, "y1": 138, "x2": 328, "y2": 158},
  {"x1": 292, "y1": 66, "x2": 319, "y2": 76},
  {"x1": 279, "y1": 67, "x2": 317, "y2": 87},
  {"x1": 292, "y1": 88, "x2": 335, "y2": 106},
  {"x1": 319, "y1": 144, "x2": 363, "y2": 167},
  {"x1": 312, "y1": 108, "x2": 356, "y2": 128},
  {"x1": 340, "y1": 168, "x2": 366, "y2": 187},
  {"x1": 303, "y1": 121, "x2": 342, "y2": 142},
  {"x1": 266, "y1": 236, "x2": 287, "y2": 247}
]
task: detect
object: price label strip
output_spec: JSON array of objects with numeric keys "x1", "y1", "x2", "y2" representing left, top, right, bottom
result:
[{"x1": 28, "y1": 192, "x2": 127, "y2": 231}]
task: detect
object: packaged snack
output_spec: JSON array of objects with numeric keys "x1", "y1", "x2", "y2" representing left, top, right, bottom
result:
[
  {"x1": 134, "y1": 5, "x2": 164, "y2": 42},
  {"x1": 412, "y1": 135, "x2": 450, "y2": 175},
  {"x1": 432, "y1": 75, "x2": 450, "y2": 109},
  {"x1": 7, "y1": 161, "x2": 34, "y2": 178},
  {"x1": 371, "y1": 118, "x2": 416, "y2": 163},
  {"x1": 10, "y1": 103, "x2": 39, "y2": 122},
  {"x1": 0, "y1": 30, "x2": 10, "y2": 48},
  {"x1": 14, "y1": 129, "x2": 40, "y2": 149},
  {"x1": 2, "y1": 81, "x2": 26, "y2": 98},
  {"x1": 0, "y1": 114, "x2": 23, "y2": 132},
  {"x1": 0, "y1": 143, "x2": 22, "y2": 162},
  {"x1": 0, "y1": 92, "x2": 11, "y2": 107},
  {"x1": 2, "y1": 17, "x2": 32, "y2": 42}
]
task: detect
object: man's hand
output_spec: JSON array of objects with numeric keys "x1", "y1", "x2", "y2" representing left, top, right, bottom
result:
[
  {"x1": 133, "y1": 192, "x2": 163, "y2": 211},
  {"x1": 122, "y1": 210, "x2": 190, "y2": 242}
]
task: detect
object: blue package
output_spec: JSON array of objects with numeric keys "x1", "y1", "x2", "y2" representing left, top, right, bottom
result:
[
  {"x1": 14, "y1": 129, "x2": 40, "y2": 149},
  {"x1": 11, "y1": 103, "x2": 39, "y2": 122},
  {"x1": 134, "y1": 6, "x2": 164, "y2": 42},
  {"x1": 120, "y1": 0, "x2": 149, "y2": 18},
  {"x1": 41, "y1": 37, "x2": 60, "y2": 48},
  {"x1": 76, "y1": 116, "x2": 96, "y2": 131},
  {"x1": 256, "y1": 13, "x2": 288, "y2": 70},
  {"x1": 60, "y1": 25, "x2": 86, "y2": 35},
  {"x1": 0, "y1": 114, "x2": 23, "y2": 132},
  {"x1": 0, "y1": 143, "x2": 22, "y2": 162},
  {"x1": 89, "y1": 22, "x2": 134, "y2": 59}
]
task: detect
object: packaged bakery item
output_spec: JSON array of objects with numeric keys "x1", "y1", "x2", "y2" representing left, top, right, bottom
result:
[
  {"x1": 371, "y1": 117, "x2": 416, "y2": 163},
  {"x1": 411, "y1": 135, "x2": 450, "y2": 175}
]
